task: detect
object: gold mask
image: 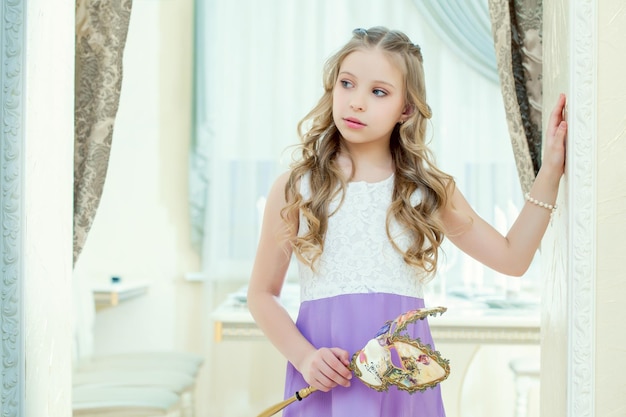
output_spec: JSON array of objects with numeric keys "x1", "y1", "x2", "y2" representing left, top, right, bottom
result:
[{"x1": 351, "y1": 306, "x2": 450, "y2": 393}]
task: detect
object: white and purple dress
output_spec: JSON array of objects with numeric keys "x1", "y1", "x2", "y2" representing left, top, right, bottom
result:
[{"x1": 283, "y1": 173, "x2": 446, "y2": 417}]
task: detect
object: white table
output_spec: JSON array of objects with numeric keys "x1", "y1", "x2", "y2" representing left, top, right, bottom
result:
[
  {"x1": 92, "y1": 281, "x2": 149, "y2": 310},
  {"x1": 211, "y1": 284, "x2": 540, "y2": 345},
  {"x1": 210, "y1": 284, "x2": 541, "y2": 417}
]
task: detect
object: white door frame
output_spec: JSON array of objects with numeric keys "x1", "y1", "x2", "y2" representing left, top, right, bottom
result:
[
  {"x1": 565, "y1": 1, "x2": 597, "y2": 416},
  {"x1": 1, "y1": 0, "x2": 27, "y2": 414}
]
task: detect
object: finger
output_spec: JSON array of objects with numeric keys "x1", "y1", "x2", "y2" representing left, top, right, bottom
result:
[
  {"x1": 547, "y1": 94, "x2": 567, "y2": 134},
  {"x1": 329, "y1": 347, "x2": 352, "y2": 367},
  {"x1": 554, "y1": 93, "x2": 566, "y2": 114},
  {"x1": 320, "y1": 350, "x2": 352, "y2": 386},
  {"x1": 554, "y1": 121, "x2": 568, "y2": 147},
  {"x1": 304, "y1": 354, "x2": 337, "y2": 391},
  {"x1": 320, "y1": 367, "x2": 350, "y2": 388},
  {"x1": 311, "y1": 370, "x2": 338, "y2": 392},
  {"x1": 323, "y1": 348, "x2": 351, "y2": 376},
  {"x1": 307, "y1": 351, "x2": 344, "y2": 388},
  {"x1": 543, "y1": 121, "x2": 567, "y2": 170}
]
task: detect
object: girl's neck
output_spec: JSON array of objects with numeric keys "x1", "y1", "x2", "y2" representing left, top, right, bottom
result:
[{"x1": 336, "y1": 148, "x2": 394, "y2": 183}]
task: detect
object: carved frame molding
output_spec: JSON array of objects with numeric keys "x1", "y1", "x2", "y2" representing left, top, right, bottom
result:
[
  {"x1": 568, "y1": 1, "x2": 597, "y2": 416},
  {"x1": 1, "y1": 0, "x2": 26, "y2": 415}
]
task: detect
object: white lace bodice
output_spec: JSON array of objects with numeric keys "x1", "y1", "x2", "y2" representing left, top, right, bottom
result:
[{"x1": 297, "y1": 173, "x2": 426, "y2": 302}]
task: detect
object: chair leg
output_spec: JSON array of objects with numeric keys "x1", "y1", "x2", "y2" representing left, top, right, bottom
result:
[{"x1": 509, "y1": 356, "x2": 540, "y2": 417}]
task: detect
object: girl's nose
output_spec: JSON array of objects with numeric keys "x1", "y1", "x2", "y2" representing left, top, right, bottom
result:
[{"x1": 350, "y1": 99, "x2": 365, "y2": 111}]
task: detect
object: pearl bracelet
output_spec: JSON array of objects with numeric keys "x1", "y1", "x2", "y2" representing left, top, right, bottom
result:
[{"x1": 525, "y1": 193, "x2": 557, "y2": 213}]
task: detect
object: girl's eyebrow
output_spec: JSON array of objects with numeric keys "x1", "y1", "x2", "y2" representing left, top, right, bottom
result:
[{"x1": 338, "y1": 71, "x2": 397, "y2": 90}]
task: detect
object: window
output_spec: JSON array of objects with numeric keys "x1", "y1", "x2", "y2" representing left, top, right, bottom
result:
[{"x1": 196, "y1": 0, "x2": 539, "y2": 298}]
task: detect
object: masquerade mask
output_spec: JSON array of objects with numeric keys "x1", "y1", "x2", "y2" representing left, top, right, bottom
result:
[
  {"x1": 257, "y1": 306, "x2": 450, "y2": 417},
  {"x1": 352, "y1": 306, "x2": 449, "y2": 392}
]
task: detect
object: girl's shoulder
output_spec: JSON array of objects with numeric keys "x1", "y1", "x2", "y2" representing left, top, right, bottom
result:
[
  {"x1": 263, "y1": 170, "x2": 300, "y2": 225},
  {"x1": 267, "y1": 169, "x2": 306, "y2": 203},
  {"x1": 274, "y1": 170, "x2": 292, "y2": 187},
  {"x1": 264, "y1": 171, "x2": 290, "y2": 208}
]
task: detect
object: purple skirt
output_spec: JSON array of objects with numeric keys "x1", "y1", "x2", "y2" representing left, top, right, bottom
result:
[{"x1": 283, "y1": 293, "x2": 446, "y2": 417}]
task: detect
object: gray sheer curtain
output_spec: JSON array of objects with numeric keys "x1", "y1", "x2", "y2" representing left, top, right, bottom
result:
[
  {"x1": 189, "y1": 0, "x2": 522, "y2": 281},
  {"x1": 74, "y1": 0, "x2": 133, "y2": 265},
  {"x1": 189, "y1": 0, "x2": 211, "y2": 253},
  {"x1": 415, "y1": 0, "x2": 542, "y2": 194},
  {"x1": 413, "y1": 0, "x2": 499, "y2": 83},
  {"x1": 488, "y1": 0, "x2": 543, "y2": 193}
]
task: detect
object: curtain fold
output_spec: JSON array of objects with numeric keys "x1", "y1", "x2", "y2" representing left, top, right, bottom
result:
[
  {"x1": 488, "y1": 0, "x2": 543, "y2": 194},
  {"x1": 74, "y1": 0, "x2": 133, "y2": 265},
  {"x1": 189, "y1": 0, "x2": 211, "y2": 252},
  {"x1": 190, "y1": 0, "x2": 517, "y2": 281},
  {"x1": 414, "y1": 0, "x2": 499, "y2": 83}
]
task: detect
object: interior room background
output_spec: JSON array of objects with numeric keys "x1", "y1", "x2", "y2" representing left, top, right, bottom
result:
[
  {"x1": 190, "y1": 0, "x2": 537, "y2": 297},
  {"x1": 56, "y1": 0, "x2": 623, "y2": 416},
  {"x1": 5, "y1": 0, "x2": 625, "y2": 415},
  {"x1": 72, "y1": 0, "x2": 537, "y2": 416}
]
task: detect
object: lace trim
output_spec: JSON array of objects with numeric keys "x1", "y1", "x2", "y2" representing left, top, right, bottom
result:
[{"x1": 297, "y1": 173, "x2": 426, "y2": 301}]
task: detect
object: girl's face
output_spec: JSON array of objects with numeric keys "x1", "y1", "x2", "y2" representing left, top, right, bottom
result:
[{"x1": 332, "y1": 48, "x2": 408, "y2": 149}]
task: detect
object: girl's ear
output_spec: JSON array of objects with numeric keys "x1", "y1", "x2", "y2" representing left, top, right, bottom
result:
[{"x1": 399, "y1": 104, "x2": 415, "y2": 123}]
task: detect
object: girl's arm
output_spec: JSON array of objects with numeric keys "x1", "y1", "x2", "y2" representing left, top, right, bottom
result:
[
  {"x1": 440, "y1": 94, "x2": 568, "y2": 276},
  {"x1": 247, "y1": 171, "x2": 352, "y2": 391}
]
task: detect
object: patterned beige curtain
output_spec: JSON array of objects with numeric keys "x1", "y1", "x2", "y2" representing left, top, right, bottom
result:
[
  {"x1": 488, "y1": 0, "x2": 543, "y2": 194},
  {"x1": 74, "y1": 0, "x2": 133, "y2": 265}
]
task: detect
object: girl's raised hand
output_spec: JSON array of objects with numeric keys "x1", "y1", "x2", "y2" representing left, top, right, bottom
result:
[
  {"x1": 542, "y1": 93, "x2": 568, "y2": 178},
  {"x1": 297, "y1": 347, "x2": 353, "y2": 392}
]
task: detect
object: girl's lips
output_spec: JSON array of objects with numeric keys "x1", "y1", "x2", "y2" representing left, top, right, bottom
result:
[{"x1": 344, "y1": 117, "x2": 366, "y2": 129}]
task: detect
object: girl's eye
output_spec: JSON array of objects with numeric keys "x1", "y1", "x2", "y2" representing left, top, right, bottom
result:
[
  {"x1": 373, "y1": 89, "x2": 387, "y2": 97},
  {"x1": 341, "y1": 80, "x2": 353, "y2": 88}
]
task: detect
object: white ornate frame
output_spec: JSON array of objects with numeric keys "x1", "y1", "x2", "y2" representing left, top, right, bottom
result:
[
  {"x1": 1, "y1": 0, "x2": 25, "y2": 415},
  {"x1": 568, "y1": 1, "x2": 596, "y2": 417},
  {"x1": 0, "y1": 1, "x2": 597, "y2": 416}
]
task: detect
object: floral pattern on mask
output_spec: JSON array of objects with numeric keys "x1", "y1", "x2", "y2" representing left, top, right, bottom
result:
[{"x1": 350, "y1": 306, "x2": 450, "y2": 393}]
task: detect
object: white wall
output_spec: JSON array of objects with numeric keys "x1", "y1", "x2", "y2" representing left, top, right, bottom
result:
[
  {"x1": 24, "y1": 0, "x2": 75, "y2": 416},
  {"x1": 540, "y1": 0, "x2": 570, "y2": 415},
  {"x1": 596, "y1": 2, "x2": 626, "y2": 414},
  {"x1": 542, "y1": 1, "x2": 626, "y2": 416}
]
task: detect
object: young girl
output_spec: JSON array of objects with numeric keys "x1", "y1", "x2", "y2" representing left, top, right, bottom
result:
[{"x1": 247, "y1": 26, "x2": 567, "y2": 417}]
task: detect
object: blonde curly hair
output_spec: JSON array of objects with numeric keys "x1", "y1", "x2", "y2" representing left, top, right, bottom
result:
[{"x1": 282, "y1": 26, "x2": 453, "y2": 277}]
